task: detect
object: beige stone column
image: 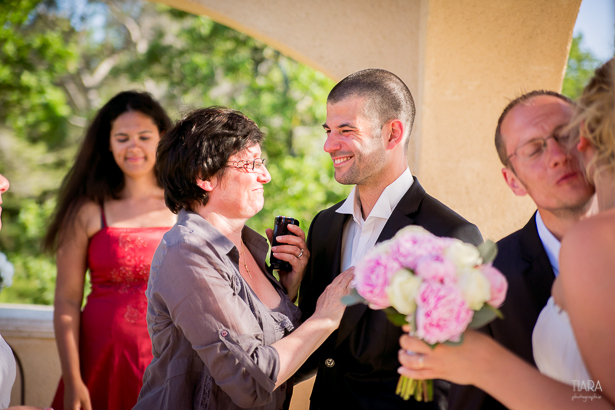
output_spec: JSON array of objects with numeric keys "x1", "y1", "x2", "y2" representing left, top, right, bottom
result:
[
  {"x1": 150, "y1": 0, "x2": 581, "y2": 239},
  {"x1": 416, "y1": 0, "x2": 580, "y2": 240}
]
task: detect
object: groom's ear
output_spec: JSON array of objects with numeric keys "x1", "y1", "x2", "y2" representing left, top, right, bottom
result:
[
  {"x1": 502, "y1": 167, "x2": 527, "y2": 197},
  {"x1": 383, "y1": 119, "x2": 404, "y2": 150}
]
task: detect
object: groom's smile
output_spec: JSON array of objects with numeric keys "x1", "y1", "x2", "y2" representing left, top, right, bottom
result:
[{"x1": 332, "y1": 155, "x2": 353, "y2": 166}]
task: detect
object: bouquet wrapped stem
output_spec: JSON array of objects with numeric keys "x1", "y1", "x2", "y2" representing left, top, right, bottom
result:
[{"x1": 396, "y1": 376, "x2": 433, "y2": 402}]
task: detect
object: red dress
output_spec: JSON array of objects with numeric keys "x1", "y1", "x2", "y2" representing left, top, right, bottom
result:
[{"x1": 52, "y1": 212, "x2": 170, "y2": 410}]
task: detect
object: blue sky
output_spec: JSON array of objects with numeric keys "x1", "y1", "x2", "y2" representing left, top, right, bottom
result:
[{"x1": 574, "y1": 0, "x2": 615, "y2": 61}]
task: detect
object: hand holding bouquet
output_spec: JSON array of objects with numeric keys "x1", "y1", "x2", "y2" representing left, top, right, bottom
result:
[{"x1": 342, "y1": 226, "x2": 507, "y2": 402}]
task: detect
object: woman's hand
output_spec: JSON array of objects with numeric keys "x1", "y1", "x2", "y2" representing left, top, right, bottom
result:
[
  {"x1": 398, "y1": 327, "x2": 494, "y2": 386},
  {"x1": 312, "y1": 267, "x2": 355, "y2": 327},
  {"x1": 266, "y1": 224, "x2": 310, "y2": 301},
  {"x1": 63, "y1": 378, "x2": 92, "y2": 410},
  {"x1": 271, "y1": 267, "x2": 354, "y2": 389}
]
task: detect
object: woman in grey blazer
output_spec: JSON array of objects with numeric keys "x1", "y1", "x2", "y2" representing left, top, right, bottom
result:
[{"x1": 135, "y1": 107, "x2": 353, "y2": 410}]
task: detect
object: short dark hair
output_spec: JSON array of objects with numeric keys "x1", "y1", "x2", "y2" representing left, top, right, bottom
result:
[
  {"x1": 495, "y1": 90, "x2": 573, "y2": 167},
  {"x1": 328, "y1": 69, "x2": 416, "y2": 150},
  {"x1": 43, "y1": 90, "x2": 172, "y2": 252},
  {"x1": 157, "y1": 107, "x2": 264, "y2": 213}
]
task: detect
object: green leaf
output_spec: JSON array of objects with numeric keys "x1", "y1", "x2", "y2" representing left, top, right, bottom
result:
[
  {"x1": 341, "y1": 288, "x2": 367, "y2": 306},
  {"x1": 487, "y1": 303, "x2": 504, "y2": 320},
  {"x1": 383, "y1": 307, "x2": 409, "y2": 326},
  {"x1": 468, "y1": 304, "x2": 498, "y2": 329},
  {"x1": 478, "y1": 240, "x2": 498, "y2": 264}
]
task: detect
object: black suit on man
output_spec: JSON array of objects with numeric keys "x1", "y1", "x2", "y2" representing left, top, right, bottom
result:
[
  {"x1": 448, "y1": 212, "x2": 555, "y2": 410},
  {"x1": 297, "y1": 178, "x2": 483, "y2": 410}
]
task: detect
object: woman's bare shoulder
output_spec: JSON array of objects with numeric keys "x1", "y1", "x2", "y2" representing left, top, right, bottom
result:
[
  {"x1": 75, "y1": 200, "x2": 103, "y2": 238},
  {"x1": 563, "y1": 210, "x2": 615, "y2": 250},
  {"x1": 560, "y1": 210, "x2": 615, "y2": 285}
]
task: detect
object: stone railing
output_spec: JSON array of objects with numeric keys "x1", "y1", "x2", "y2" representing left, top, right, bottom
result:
[
  {"x1": 0, "y1": 303, "x2": 314, "y2": 409},
  {"x1": 0, "y1": 303, "x2": 60, "y2": 407}
]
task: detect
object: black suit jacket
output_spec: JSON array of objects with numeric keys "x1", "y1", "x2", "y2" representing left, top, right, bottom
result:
[
  {"x1": 298, "y1": 178, "x2": 483, "y2": 410},
  {"x1": 448, "y1": 212, "x2": 555, "y2": 410}
]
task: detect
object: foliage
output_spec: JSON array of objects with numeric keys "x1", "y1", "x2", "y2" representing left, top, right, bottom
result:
[
  {"x1": 0, "y1": 197, "x2": 57, "y2": 304},
  {"x1": 562, "y1": 34, "x2": 602, "y2": 100},
  {"x1": 0, "y1": 0, "x2": 347, "y2": 305},
  {"x1": 0, "y1": 0, "x2": 78, "y2": 147}
]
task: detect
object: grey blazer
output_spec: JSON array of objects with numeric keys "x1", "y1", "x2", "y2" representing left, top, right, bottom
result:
[{"x1": 135, "y1": 210, "x2": 301, "y2": 410}]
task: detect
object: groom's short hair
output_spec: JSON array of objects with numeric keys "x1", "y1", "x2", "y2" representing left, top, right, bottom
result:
[
  {"x1": 328, "y1": 68, "x2": 416, "y2": 149},
  {"x1": 495, "y1": 90, "x2": 573, "y2": 167}
]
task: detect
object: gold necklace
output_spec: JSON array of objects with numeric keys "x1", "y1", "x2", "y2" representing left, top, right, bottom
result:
[{"x1": 239, "y1": 240, "x2": 253, "y2": 279}]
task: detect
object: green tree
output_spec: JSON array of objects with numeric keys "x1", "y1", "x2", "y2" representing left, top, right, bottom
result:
[
  {"x1": 562, "y1": 34, "x2": 602, "y2": 100},
  {"x1": 0, "y1": 0, "x2": 347, "y2": 304},
  {"x1": 0, "y1": 0, "x2": 81, "y2": 304}
]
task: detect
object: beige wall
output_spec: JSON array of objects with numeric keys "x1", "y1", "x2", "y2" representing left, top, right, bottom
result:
[
  {"x1": 150, "y1": 0, "x2": 422, "y2": 90},
  {"x1": 151, "y1": 0, "x2": 581, "y2": 241}
]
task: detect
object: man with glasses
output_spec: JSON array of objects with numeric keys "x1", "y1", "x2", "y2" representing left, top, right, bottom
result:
[
  {"x1": 448, "y1": 90, "x2": 595, "y2": 410},
  {"x1": 297, "y1": 68, "x2": 483, "y2": 410}
]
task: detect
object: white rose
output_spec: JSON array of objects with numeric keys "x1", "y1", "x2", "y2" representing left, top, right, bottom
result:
[
  {"x1": 370, "y1": 241, "x2": 392, "y2": 255},
  {"x1": 392, "y1": 225, "x2": 431, "y2": 240},
  {"x1": 385, "y1": 269, "x2": 423, "y2": 315},
  {"x1": 0, "y1": 252, "x2": 14, "y2": 289},
  {"x1": 458, "y1": 268, "x2": 491, "y2": 310},
  {"x1": 445, "y1": 240, "x2": 482, "y2": 269}
]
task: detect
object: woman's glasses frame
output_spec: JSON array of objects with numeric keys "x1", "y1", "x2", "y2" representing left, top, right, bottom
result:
[{"x1": 226, "y1": 158, "x2": 267, "y2": 171}]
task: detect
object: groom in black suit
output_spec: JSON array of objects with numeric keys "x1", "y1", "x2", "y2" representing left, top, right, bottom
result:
[
  {"x1": 297, "y1": 69, "x2": 483, "y2": 410},
  {"x1": 448, "y1": 90, "x2": 595, "y2": 409}
]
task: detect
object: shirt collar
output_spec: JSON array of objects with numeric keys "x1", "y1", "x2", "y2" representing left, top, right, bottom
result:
[
  {"x1": 177, "y1": 209, "x2": 268, "y2": 257},
  {"x1": 535, "y1": 210, "x2": 561, "y2": 276},
  {"x1": 336, "y1": 168, "x2": 413, "y2": 224}
]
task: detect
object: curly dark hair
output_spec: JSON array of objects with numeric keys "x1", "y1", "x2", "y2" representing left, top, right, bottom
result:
[
  {"x1": 156, "y1": 107, "x2": 264, "y2": 213},
  {"x1": 43, "y1": 90, "x2": 172, "y2": 252}
]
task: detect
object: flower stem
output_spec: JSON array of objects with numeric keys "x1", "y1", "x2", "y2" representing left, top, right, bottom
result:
[{"x1": 396, "y1": 376, "x2": 434, "y2": 402}]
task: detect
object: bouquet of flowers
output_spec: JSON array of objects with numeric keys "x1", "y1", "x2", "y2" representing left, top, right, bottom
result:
[
  {"x1": 0, "y1": 251, "x2": 14, "y2": 292},
  {"x1": 342, "y1": 225, "x2": 507, "y2": 402}
]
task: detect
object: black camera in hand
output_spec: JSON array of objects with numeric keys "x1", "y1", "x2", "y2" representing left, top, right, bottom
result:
[{"x1": 270, "y1": 216, "x2": 300, "y2": 271}]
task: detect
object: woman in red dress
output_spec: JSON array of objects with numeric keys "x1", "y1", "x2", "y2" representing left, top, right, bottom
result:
[{"x1": 43, "y1": 91, "x2": 176, "y2": 410}]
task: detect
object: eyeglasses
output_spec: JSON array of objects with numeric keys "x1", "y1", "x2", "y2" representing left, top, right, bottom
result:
[
  {"x1": 226, "y1": 158, "x2": 267, "y2": 171},
  {"x1": 506, "y1": 133, "x2": 573, "y2": 163}
]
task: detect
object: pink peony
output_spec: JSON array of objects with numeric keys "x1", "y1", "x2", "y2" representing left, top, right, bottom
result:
[
  {"x1": 415, "y1": 254, "x2": 457, "y2": 285},
  {"x1": 352, "y1": 252, "x2": 401, "y2": 309},
  {"x1": 480, "y1": 264, "x2": 508, "y2": 308},
  {"x1": 415, "y1": 282, "x2": 473, "y2": 344},
  {"x1": 389, "y1": 232, "x2": 451, "y2": 270}
]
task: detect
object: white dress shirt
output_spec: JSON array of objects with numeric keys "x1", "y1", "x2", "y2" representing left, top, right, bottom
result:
[
  {"x1": 336, "y1": 168, "x2": 414, "y2": 273},
  {"x1": 535, "y1": 210, "x2": 561, "y2": 276}
]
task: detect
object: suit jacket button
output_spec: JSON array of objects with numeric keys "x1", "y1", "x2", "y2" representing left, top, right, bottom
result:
[{"x1": 325, "y1": 358, "x2": 335, "y2": 368}]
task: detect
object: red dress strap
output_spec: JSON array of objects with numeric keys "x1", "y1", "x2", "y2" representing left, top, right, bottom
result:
[{"x1": 100, "y1": 203, "x2": 108, "y2": 228}]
